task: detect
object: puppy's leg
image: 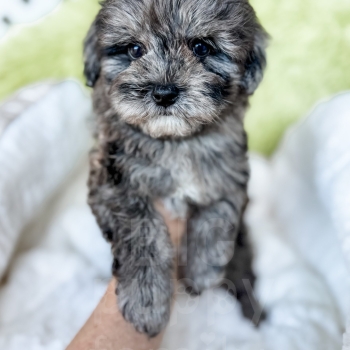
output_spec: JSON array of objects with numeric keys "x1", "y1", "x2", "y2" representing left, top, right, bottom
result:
[
  {"x1": 112, "y1": 200, "x2": 174, "y2": 337},
  {"x1": 180, "y1": 200, "x2": 238, "y2": 293},
  {"x1": 225, "y1": 222, "x2": 265, "y2": 326},
  {"x1": 88, "y1": 149, "x2": 174, "y2": 337}
]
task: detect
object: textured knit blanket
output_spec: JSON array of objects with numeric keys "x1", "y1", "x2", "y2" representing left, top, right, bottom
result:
[{"x1": 0, "y1": 81, "x2": 349, "y2": 350}]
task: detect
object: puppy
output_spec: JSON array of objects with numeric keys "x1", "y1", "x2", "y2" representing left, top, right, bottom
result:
[{"x1": 84, "y1": 0, "x2": 267, "y2": 337}]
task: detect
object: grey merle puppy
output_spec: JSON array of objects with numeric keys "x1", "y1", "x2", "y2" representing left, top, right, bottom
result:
[{"x1": 84, "y1": 0, "x2": 268, "y2": 337}]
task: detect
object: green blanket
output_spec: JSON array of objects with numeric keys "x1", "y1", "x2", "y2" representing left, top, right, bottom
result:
[{"x1": 1, "y1": 0, "x2": 349, "y2": 154}]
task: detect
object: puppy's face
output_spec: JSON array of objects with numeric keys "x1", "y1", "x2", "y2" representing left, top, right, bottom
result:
[{"x1": 84, "y1": 0, "x2": 267, "y2": 138}]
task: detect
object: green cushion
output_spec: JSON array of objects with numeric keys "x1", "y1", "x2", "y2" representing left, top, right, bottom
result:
[{"x1": 1, "y1": 0, "x2": 349, "y2": 154}]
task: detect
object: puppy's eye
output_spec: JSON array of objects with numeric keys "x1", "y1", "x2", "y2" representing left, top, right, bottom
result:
[
  {"x1": 128, "y1": 44, "x2": 144, "y2": 60},
  {"x1": 192, "y1": 41, "x2": 210, "y2": 58}
]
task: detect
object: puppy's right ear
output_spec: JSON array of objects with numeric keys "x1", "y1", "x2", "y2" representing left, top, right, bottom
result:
[{"x1": 84, "y1": 19, "x2": 101, "y2": 88}]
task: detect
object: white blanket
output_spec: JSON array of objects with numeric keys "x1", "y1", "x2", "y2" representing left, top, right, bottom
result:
[
  {"x1": 0, "y1": 81, "x2": 349, "y2": 350},
  {"x1": 0, "y1": 0, "x2": 62, "y2": 39}
]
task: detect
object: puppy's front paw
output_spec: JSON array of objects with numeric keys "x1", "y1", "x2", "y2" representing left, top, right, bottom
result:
[{"x1": 116, "y1": 277, "x2": 172, "y2": 337}]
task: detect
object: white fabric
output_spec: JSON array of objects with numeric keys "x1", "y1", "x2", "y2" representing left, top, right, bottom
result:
[
  {"x1": 0, "y1": 81, "x2": 92, "y2": 278},
  {"x1": 0, "y1": 82, "x2": 349, "y2": 349},
  {"x1": 0, "y1": 0, "x2": 62, "y2": 39}
]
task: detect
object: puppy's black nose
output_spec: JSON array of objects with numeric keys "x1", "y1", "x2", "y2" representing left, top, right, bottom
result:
[{"x1": 152, "y1": 85, "x2": 179, "y2": 107}]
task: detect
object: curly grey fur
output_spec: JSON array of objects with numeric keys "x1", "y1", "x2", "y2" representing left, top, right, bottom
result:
[{"x1": 84, "y1": 0, "x2": 268, "y2": 337}]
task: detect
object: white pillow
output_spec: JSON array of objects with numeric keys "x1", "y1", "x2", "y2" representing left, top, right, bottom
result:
[{"x1": 0, "y1": 80, "x2": 92, "y2": 279}]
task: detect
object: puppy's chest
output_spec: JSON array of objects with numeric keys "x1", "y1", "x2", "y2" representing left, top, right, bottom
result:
[
  {"x1": 159, "y1": 154, "x2": 207, "y2": 218},
  {"x1": 171, "y1": 161, "x2": 202, "y2": 199}
]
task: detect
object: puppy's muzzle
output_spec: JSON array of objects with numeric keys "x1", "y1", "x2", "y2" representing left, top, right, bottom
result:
[{"x1": 152, "y1": 85, "x2": 179, "y2": 107}]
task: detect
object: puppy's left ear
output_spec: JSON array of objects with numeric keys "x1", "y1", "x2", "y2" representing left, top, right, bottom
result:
[
  {"x1": 241, "y1": 29, "x2": 269, "y2": 95},
  {"x1": 84, "y1": 19, "x2": 101, "y2": 88}
]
